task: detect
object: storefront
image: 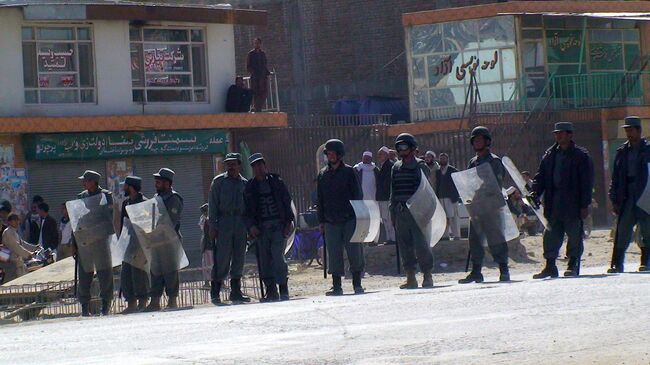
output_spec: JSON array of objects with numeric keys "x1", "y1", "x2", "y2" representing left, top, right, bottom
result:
[
  {"x1": 402, "y1": 1, "x2": 650, "y2": 122},
  {"x1": 21, "y1": 129, "x2": 228, "y2": 263}
]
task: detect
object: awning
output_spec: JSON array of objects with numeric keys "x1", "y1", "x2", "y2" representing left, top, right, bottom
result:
[
  {"x1": 0, "y1": 1, "x2": 267, "y2": 25},
  {"x1": 499, "y1": 12, "x2": 650, "y2": 21}
]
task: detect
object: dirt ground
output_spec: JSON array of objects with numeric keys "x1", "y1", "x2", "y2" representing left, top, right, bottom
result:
[{"x1": 284, "y1": 229, "x2": 641, "y2": 298}]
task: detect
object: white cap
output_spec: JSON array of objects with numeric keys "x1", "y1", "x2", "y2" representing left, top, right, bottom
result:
[
  {"x1": 505, "y1": 186, "x2": 517, "y2": 196},
  {"x1": 378, "y1": 146, "x2": 390, "y2": 154},
  {"x1": 426, "y1": 150, "x2": 436, "y2": 157},
  {"x1": 363, "y1": 151, "x2": 373, "y2": 158}
]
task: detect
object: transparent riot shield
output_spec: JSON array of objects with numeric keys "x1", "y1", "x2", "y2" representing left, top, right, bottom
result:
[
  {"x1": 452, "y1": 163, "x2": 519, "y2": 244},
  {"x1": 502, "y1": 156, "x2": 548, "y2": 229},
  {"x1": 407, "y1": 170, "x2": 448, "y2": 247},
  {"x1": 284, "y1": 201, "x2": 298, "y2": 255},
  {"x1": 349, "y1": 200, "x2": 381, "y2": 243},
  {"x1": 637, "y1": 164, "x2": 650, "y2": 214},
  {"x1": 125, "y1": 196, "x2": 189, "y2": 276},
  {"x1": 116, "y1": 218, "x2": 150, "y2": 272},
  {"x1": 66, "y1": 194, "x2": 120, "y2": 272}
]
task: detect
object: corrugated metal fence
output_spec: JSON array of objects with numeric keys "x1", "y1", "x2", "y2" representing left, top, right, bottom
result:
[{"x1": 232, "y1": 111, "x2": 606, "y2": 225}]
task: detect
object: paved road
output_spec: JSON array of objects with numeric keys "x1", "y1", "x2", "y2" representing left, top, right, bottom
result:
[{"x1": 1, "y1": 267, "x2": 649, "y2": 364}]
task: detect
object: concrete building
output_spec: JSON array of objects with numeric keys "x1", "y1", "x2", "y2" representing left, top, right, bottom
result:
[{"x1": 0, "y1": 1, "x2": 286, "y2": 262}]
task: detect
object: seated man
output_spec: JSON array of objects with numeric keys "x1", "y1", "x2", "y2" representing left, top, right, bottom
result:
[
  {"x1": 225, "y1": 76, "x2": 253, "y2": 113},
  {"x1": 506, "y1": 187, "x2": 539, "y2": 236}
]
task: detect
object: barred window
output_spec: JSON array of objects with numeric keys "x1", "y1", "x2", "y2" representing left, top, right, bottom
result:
[
  {"x1": 130, "y1": 27, "x2": 208, "y2": 103},
  {"x1": 22, "y1": 26, "x2": 96, "y2": 104}
]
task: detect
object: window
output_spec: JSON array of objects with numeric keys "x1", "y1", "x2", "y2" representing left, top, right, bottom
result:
[
  {"x1": 22, "y1": 26, "x2": 96, "y2": 104},
  {"x1": 408, "y1": 16, "x2": 517, "y2": 120},
  {"x1": 130, "y1": 27, "x2": 208, "y2": 103}
]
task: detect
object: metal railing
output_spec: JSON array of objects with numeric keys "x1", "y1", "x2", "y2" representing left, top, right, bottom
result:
[
  {"x1": 243, "y1": 70, "x2": 280, "y2": 112},
  {"x1": 290, "y1": 114, "x2": 393, "y2": 128},
  {"x1": 0, "y1": 267, "x2": 262, "y2": 323},
  {"x1": 549, "y1": 71, "x2": 647, "y2": 110}
]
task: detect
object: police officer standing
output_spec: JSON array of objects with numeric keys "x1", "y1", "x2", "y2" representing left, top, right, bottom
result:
[
  {"x1": 531, "y1": 122, "x2": 594, "y2": 278},
  {"x1": 209, "y1": 153, "x2": 250, "y2": 304},
  {"x1": 75, "y1": 170, "x2": 114, "y2": 316},
  {"x1": 391, "y1": 133, "x2": 434, "y2": 289},
  {"x1": 244, "y1": 153, "x2": 294, "y2": 302},
  {"x1": 609, "y1": 116, "x2": 650, "y2": 273},
  {"x1": 459, "y1": 127, "x2": 511, "y2": 284},
  {"x1": 146, "y1": 168, "x2": 184, "y2": 311},
  {"x1": 317, "y1": 139, "x2": 365, "y2": 296},
  {"x1": 119, "y1": 176, "x2": 149, "y2": 314}
]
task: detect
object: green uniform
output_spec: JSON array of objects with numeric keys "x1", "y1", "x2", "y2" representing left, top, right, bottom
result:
[
  {"x1": 76, "y1": 188, "x2": 114, "y2": 306},
  {"x1": 150, "y1": 190, "x2": 183, "y2": 298},
  {"x1": 209, "y1": 173, "x2": 248, "y2": 283}
]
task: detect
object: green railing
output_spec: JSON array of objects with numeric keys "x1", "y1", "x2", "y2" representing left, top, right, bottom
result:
[{"x1": 548, "y1": 71, "x2": 647, "y2": 109}]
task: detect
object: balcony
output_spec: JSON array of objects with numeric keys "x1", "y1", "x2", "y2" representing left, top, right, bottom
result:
[
  {"x1": 548, "y1": 72, "x2": 647, "y2": 110},
  {"x1": 243, "y1": 70, "x2": 280, "y2": 112}
]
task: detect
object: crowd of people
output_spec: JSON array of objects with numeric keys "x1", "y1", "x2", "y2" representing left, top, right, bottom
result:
[{"x1": 0, "y1": 116, "x2": 648, "y2": 318}]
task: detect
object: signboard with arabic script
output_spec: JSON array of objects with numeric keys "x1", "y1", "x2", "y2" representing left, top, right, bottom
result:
[{"x1": 23, "y1": 129, "x2": 228, "y2": 160}]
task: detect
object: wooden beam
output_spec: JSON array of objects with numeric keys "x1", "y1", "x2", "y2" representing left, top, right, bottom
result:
[{"x1": 86, "y1": 5, "x2": 267, "y2": 26}]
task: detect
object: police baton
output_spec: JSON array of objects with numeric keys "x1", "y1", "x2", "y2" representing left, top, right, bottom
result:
[
  {"x1": 610, "y1": 213, "x2": 622, "y2": 271},
  {"x1": 395, "y1": 242, "x2": 401, "y2": 274},
  {"x1": 73, "y1": 254, "x2": 78, "y2": 297},
  {"x1": 465, "y1": 220, "x2": 471, "y2": 272},
  {"x1": 322, "y1": 228, "x2": 327, "y2": 279},
  {"x1": 250, "y1": 237, "x2": 265, "y2": 299}
]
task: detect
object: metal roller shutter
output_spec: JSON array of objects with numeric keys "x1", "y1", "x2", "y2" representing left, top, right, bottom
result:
[
  {"x1": 131, "y1": 154, "x2": 205, "y2": 267},
  {"x1": 27, "y1": 160, "x2": 107, "y2": 220},
  {"x1": 28, "y1": 155, "x2": 206, "y2": 267}
]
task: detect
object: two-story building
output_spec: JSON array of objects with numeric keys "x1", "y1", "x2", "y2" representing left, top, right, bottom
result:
[{"x1": 0, "y1": 0, "x2": 286, "y2": 261}]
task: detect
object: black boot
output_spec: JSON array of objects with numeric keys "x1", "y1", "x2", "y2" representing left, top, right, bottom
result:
[
  {"x1": 326, "y1": 275, "x2": 343, "y2": 296},
  {"x1": 533, "y1": 259, "x2": 559, "y2": 279},
  {"x1": 229, "y1": 278, "x2": 251, "y2": 303},
  {"x1": 279, "y1": 279, "x2": 290, "y2": 301},
  {"x1": 260, "y1": 279, "x2": 279, "y2": 302},
  {"x1": 81, "y1": 303, "x2": 91, "y2": 317},
  {"x1": 352, "y1": 272, "x2": 365, "y2": 294},
  {"x1": 639, "y1": 247, "x2": 649, "y2": 272},
  {"x1": 607, "y1": 250, "x2": 625, "y2": 273},
  {"x1": 499, "y1": 263, "x2": 510, "y2": 282},
  {"x1": 100, "y1": 299, "x2": 112, "y2": 316},
  {"x1": 564, "y1": 257, "x2": 580, "y2": 277},
  {"x1": 459, "y1": 265, "x2": 484, "y2": 284},
  {"x1": 211, "y1": 280, "x2": 222, "y2": 305}
]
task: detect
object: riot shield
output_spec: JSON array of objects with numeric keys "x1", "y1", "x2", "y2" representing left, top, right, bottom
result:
[
  {"x1": 284, "y1": 201, "x2": 298, "y2": 255},
  {"x1": 66, "y1": 194, "x2": 121, "y2": 272},
  {"x1": 502, "y1": 156, "x2": 548, "y2": 229},
  {"x1": 125, "y1": 196, "x2": 189, "y2": 276},
  {"x1": 452, "y1": 163, "x2": 519, "y2": 244},
  {"x1": 117, "y1": 218, "x2": 150, "y2": 272},
  {"x1": 349, "y1": 200, "x2": 381, "y2": 243},
  {"x1": 407, "y1": 170, "x2": 447, "y2": 247},
  {"x1": 637, "y1": 164, "x2": 650, "y2": 214}
]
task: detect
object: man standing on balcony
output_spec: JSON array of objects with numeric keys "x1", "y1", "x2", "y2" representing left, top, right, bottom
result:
[
  {"x1": 247, "y1": 37, "x2": 271, "y2": 112},
  {"x1": 531, "y1": 122, "x2": 594, "y2": 279},
  {"x1": 609, "y1": 116, "x2": 650, "y2": 273}
]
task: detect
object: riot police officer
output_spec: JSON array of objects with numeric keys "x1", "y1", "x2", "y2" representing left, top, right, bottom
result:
[
  {"x1": 390, "y1": 133, "x2": 434, "y2": 289},
  {"x1": 317, "y1": 139, "x2": 365, "y2": 296},
  {"x1": 146, "y1": 168, "x2": 184, "y2": 311},
  {"x1": 459, "y1": 127, "x2": 511, "y2": 284},
  {"x1": 74, "y1": 170, "x2": 114, "y2": 316}
]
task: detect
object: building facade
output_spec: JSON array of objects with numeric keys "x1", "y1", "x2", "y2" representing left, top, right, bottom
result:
[{"x1": 0, "y1": 1, "x2": 286, "y2": 263}]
